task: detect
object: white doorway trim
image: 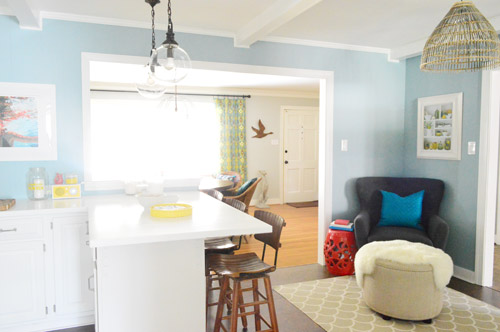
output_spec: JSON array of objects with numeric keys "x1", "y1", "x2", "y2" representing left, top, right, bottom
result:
[
  {"x1": 81, "y1": 52, "x2": 334, "y2": 266},
  {"x1": 475, "y1": 70, "x2": 500, "y2": 286}
]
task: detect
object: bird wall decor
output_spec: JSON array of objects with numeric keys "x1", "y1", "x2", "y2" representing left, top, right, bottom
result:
[{"x1": 251, "y1": 119, "x2": 273, "y2": 138}]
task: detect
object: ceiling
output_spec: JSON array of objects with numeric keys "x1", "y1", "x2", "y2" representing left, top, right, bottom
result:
[{"x1": 1, "y1": 0, "x2": 500, "y2": 60}]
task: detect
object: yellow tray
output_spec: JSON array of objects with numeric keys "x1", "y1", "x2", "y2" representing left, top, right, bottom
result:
[{"x1": 150, "y1": 203, "x2": 192, "y2": 218}]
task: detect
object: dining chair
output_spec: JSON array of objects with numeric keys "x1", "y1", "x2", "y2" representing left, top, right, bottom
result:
[{"x1": 223, "y1": 177, "x2": 262, "y2": 213}]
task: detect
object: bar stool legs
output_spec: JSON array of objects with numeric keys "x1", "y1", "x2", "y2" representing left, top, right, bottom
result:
[{"x1": 213, "y1": 275, "x2": 279, "y2": 332}]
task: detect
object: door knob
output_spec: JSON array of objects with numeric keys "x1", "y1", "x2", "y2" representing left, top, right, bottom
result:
[
  {"x1": 285, "y1": 161, "x2": 289, "y2": 164},
  {"x1": 285, "y1": 150, "x2": 288, "y2": 153}
]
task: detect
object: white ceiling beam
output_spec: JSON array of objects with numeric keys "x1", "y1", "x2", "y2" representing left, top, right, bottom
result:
[
  {"x1": 390, "y1": 15, "x2": 500, "y2": 61},
  {"x1": 234, "y1": 0, "x2": 323, "y2": 48},
  {"x1": 6, "y1": 0, "x2": 42, "y2": 30}
]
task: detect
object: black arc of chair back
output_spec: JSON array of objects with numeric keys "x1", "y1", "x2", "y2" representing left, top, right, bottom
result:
[{"x1": 254, "y1": 210, "x2": 286, "y2": 267}]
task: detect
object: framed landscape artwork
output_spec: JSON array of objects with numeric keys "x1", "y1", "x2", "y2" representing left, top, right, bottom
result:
[
  {"x1": 417, "y1": 92, "x2": 463, "y2": 160},
  {"x1": 0, "y1": 83, "x2": 57, "y2": 161}
]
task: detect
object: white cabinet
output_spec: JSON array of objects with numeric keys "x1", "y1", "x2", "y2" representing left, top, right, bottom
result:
[
  {"x1": 0, "y1": 212, "x2": 94, "y2": 332},
  {"x1": 52, "y1": 215, "x2": 94, "y2": 315},
  {"x1": 0, "y1": 241, "x2": 46, "y2": 325}
]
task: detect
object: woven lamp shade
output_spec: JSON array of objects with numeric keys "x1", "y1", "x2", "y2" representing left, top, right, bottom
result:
[{"x1": 420, "y1": 1, "x2": 500, "y2": 72}]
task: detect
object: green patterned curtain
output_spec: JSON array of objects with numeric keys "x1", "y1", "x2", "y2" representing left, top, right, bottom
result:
[{"x1": 214, "y1": 97, "x2": 248, "y2": 182}]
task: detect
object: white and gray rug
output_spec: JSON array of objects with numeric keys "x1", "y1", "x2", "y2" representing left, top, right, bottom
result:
[{"x1": 274, "y1": 276, "x2": 500, "y2": 332}]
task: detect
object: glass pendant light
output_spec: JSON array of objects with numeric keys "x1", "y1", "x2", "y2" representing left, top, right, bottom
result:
[
  {"x1": 136, "y1": 0, "x2": 167, "y2": 99},
  {"x1": 150, "y1": 0, "x2": 191, "y2": 84}
]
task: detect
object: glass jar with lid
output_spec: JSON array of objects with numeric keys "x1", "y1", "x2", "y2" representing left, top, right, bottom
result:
[{"x1": 26, "y1": 167, "x2": 49, "y2": 200}]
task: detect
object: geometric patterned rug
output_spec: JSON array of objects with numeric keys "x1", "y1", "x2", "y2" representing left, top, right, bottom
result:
[{"x1": 274, "y1": 276, "x2": 500, "y2": 332}]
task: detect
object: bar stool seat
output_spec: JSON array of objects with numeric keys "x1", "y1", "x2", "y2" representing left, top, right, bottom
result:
[
  {"x1": 207, "y1": 253, "x2": 275, "y2": 277},
  {"x1": 205, "y1": 237, "x2": 239, "y2": 253}
]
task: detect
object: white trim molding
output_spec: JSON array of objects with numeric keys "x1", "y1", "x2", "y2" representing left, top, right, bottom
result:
[
  {"x1": 475, "y1": 70, "x2": 500, "y2": 286},
  {"x1": 453, "y1": 265, "x2": 476, "y2": 284}
]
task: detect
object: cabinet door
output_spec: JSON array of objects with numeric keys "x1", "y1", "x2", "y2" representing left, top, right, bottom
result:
[
  {"x1": 52, "y1": 216, "x2": 94, "y2": 315},
  {"x1": 0, "y1": 241, "x2": 46, "y2": 325}
]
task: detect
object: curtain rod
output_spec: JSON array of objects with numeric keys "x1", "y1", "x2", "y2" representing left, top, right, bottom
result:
[{"x1": 90, "y1": 89, "x2": 251, "y2": 99}]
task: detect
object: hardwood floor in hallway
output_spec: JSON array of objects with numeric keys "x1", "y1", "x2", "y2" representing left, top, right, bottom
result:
[
  {"x1": 492, "y1": 245, "x2": 500, "y2": 291},
  {"x1": 239, "y1": 204, "x2": 319, "y2": 268}
]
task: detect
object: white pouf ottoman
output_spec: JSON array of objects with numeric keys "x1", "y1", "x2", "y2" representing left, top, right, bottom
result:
[{"x1": 354, "y1": 240, "x2": 453, "y2": 322}]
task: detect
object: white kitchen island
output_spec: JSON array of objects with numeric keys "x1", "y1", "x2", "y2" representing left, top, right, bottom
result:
[{"x1": 87, "y1": 191, "x2": 271, "y2": 332}]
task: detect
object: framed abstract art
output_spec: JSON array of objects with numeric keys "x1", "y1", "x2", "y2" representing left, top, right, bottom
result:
[{"x1": 0, "y1": 83, "x2": 57, "y2": 161}]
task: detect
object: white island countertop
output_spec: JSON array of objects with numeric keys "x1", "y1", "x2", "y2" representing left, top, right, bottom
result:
[{"x1": 87, "y1": 191, "x2": 271, "y2": 248}]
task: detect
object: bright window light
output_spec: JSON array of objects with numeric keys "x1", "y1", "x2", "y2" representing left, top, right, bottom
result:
[{"x1": 88, "y1": 92, "x2": 219, "y2": 186}]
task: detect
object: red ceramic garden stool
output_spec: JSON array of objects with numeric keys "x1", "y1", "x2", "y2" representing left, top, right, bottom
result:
[{"x1": 324, "y1": 228, "x2": 357, "y2": 276}]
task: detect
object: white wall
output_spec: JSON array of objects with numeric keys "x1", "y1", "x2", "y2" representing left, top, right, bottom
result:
[{"x1": 245, "y1": 95, "x2": 319, "y2": 204}]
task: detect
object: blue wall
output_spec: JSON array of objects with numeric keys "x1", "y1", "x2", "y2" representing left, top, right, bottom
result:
[
  {"x1": 0, "y1": 16, "x2": 406, "y2": 220},
  {"x1": 403, "y1": 56, "x2": 481, "y2": 271}
]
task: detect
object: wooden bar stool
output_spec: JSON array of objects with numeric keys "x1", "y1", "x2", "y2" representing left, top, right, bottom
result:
[
  {"x1": 205, "y1": 199, "x2": 247, "y2": 319},
  {"x1": 207, "y1": 210, "x2": 286, "y2": 332}
]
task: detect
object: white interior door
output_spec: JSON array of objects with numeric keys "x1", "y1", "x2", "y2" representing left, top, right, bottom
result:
[{"x1": 283, "y1": 108, "x2": 319, "y2": 203}]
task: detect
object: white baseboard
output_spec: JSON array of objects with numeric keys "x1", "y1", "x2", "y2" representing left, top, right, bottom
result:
[
  {"x1": 0, "y1": 313, "x2": 94, "y2": 332},
  {"x1": 249, "y1": 198, "x2": 282, "y2": 207},
  {"x1": 453, "y1": 265, "x2": 476, "y2": 284}
]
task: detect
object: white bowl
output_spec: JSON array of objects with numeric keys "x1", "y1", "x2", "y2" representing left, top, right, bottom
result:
[{"x1": 136, "y1": 193, "x2": 179, "y2": 209}]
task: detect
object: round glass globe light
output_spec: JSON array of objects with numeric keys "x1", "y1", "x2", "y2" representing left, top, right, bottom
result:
[
  {"x1": 136, "y1": 65, "x2": 167, "y2": 99},
  {"x1": 150, "y1": 44, "x2": 191, "y2": 83}
]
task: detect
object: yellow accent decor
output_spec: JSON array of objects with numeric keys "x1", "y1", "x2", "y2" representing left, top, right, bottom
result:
[{"x1": 150, "y1": 203, "x2": 192, "y2": 218}]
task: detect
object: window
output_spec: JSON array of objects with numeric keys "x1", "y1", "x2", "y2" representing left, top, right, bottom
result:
[{"x1": 85, "y1": 92, "x2": 219, "y2": 190}]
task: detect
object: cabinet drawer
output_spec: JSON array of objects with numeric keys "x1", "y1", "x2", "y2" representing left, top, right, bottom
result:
[{"x1": 0, "y1": 218, "x2": 44, "y2": 241}]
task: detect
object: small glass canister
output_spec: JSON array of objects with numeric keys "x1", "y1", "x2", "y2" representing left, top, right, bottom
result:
[
  {"x1": 26, "y1": 167, "x2": 49, "y2": 200},
  {"x1": 65, "y1": 174, "x2": 78, "y2": 184}
]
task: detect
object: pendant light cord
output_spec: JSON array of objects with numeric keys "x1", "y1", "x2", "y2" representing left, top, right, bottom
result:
[
  {"x1": 168, "y1": 0, "x2": 173, "y2": 33},
  {"x1": 151, "y1": 5, "x2": 156, "y2": 50}
]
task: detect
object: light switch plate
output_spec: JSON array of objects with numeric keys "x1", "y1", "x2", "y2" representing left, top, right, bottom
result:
[
  {"x1": 271, "y1": 139, "x2": 279, "y2": 146},
  {"x1": 468, "y1": 141, "x2": 476, "y2": 155},
  {"x1": 341, "y1": 139, "x2": 348, "y2": 152}
]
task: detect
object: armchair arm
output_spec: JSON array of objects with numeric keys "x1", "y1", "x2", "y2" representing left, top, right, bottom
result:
[
  {"x1": 353, "y1": 210, "x2": 372, "y2": 249},
  {"x1": 427, "y1": 215, "x2": 449, "y2": 250}
]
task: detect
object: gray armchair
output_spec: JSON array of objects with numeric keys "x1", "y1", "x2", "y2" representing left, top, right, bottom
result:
[{"x1": 353, "y1": 177, "x2": 449, "y2": 250}]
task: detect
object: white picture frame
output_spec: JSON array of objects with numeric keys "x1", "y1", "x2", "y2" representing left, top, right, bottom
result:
[
  {"x1": 0, "y1": 82, "x2": 57, "y2": 161},
  {"x1": 417, "y1": 92, "x2": 463, "y2": 160}
]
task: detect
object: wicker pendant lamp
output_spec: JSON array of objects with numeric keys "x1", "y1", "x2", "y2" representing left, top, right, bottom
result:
[{"x1": 420, "y1": 1, "x2": 500, "y2": 72}]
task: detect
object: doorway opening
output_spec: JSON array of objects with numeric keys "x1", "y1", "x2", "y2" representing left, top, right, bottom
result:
[{"x1": 81, "y1": 53, "x2": 334, "y2": 269}]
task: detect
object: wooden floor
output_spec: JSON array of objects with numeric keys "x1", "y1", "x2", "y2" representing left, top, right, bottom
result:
[
  {"x1": 492, "y1": 245, "x2": 500, "y2": 291},
  {"x1": 238, "y1": 204, "x2": 318, "y2": 268}
]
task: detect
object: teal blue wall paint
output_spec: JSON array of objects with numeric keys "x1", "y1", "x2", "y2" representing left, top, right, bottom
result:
[
  {"x1": 0, "y1": 16, "x2": 406, "y2": 221},
  {"x1": 403, "y1": 56, "x2": 481, "y2": 271}
]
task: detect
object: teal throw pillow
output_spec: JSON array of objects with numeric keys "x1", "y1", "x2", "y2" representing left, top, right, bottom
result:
[
  {"x1": 379, "y1": 190, "x2": 425, "y2": 230},
  {"x1": 236, "y1": 178, "x2": 257, "y2": 196}
]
